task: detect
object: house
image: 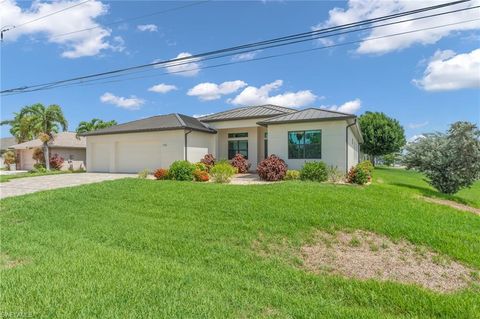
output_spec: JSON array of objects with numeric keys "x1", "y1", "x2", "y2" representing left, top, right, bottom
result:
[
  {"x1": 82, "y1": 105, "x2": 363, "y2": 173},
  {"x1": 1, "y1": 137, "x2": 17, "y2": 169},
  {"x1": 9, "y1": 132, "x2": 86, "y2": 171}
]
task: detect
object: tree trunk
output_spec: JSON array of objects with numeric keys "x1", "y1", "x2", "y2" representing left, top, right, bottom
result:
[{"x1": 43, "y1": 141, "x2": 50, "y2": 170}]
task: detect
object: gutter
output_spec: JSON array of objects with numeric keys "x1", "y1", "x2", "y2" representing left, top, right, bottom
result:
[
  {"x1": 184, "y1": 129, "x2": 192, "y2": 161},
  {"x1": 346, "y1": 119, "x2": 357, "y2": 174}
]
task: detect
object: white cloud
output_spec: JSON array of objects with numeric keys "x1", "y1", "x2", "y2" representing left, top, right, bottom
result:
[
  {"x1": 153, "y1": 52, "x2": 201, "y2": 77},
  {"x1": 0, "y1": 0, "x2": 122, "y2": 58},
  {"x1": 413, "y1": 49, "x2": 480, "y2": 91},
  {"x1": 148, "y1": 83, "x2": 178, "y2": 94},
  {"x1": 231, "y1": 51, "x2": 260, "y2": 61},
  {"x1": 323, "y1": 98, "x2": 362, "y2": 114},
  {"x1": 408, "y1": 121, "x2": 429, "y2": 129},
  {"x1": 187, "y1": 80, "x2": 247, "y2": 101},
  {"x1": 408, "y1": 134, "x2": 426, "y2": 142},
  {"x1": 100, "y1": 92, "x2": 145, "y2": 110},
  {"x1": 229, "y1": 80, "x2": 317, "y2": 108},
  {"x1": 137, "y1": 24, "x2": 158, "y2": 32},
  {"x1": 313, "y1": 0, "x2": 480, "y2": 55}
]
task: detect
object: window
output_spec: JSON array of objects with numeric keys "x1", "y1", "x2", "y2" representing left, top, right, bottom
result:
[
  {"x1": 288, "y1": 130, "x2": 321, "y2": 159},
  {"x1": 228, "y1": 140, "x2": 248, "y2": 159},
  {"x1": 228, "y1": 132, "x2": 248, "y2": 138}
]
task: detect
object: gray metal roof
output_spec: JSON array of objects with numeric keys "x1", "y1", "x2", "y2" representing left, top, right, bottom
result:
[
  {"x1": 81, "y1": 113, "x2": 216, "y2": 136},
  {"x1": 198, "y1": 104, "x2": 297, "y2": 122},
  {"x1": 257, "y1": 108, "x2": 355, "y2": 125}
]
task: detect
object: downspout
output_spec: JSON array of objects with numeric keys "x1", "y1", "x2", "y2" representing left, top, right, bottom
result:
[
  {"x1": 346, "y1": 119, "x2": 356, "y2": 174},
  {"x1": 184, "y1": 129, "x2": 192, "y2": 161}
]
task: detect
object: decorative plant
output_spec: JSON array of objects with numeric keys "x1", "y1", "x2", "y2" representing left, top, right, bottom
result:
[
  {"x1": 32, "y1": 148, "x2": 45, "y2": 164},
  {"x1": 194, "y1": 162, "x2": 208, "y2": 172},
  {"x1": 153, "y1": 168, "x2": 169, "y2": 180},
  {"x1": 138, "y1": 169, "x2": 149, "y2": 179},
  {"x1": 357, "y1": 160, "x2": 374, "y2": 175},
  {"x1": 168, "y1": 160, "x2": 196, "y2": 181},
  {"x1": 300, "y1": 161, "x2": 328, "y2": 182},
  {"x1": 284, "y1": 170, "x2": 300, "y2": 181},
  {"x1": 346, "y1": 166, "x2": 369, "y2": 185},
  {"x1": 193, "y1": 170, "x2": 210, "y2": 182},
  {"x1": 200, "y1": 154, "x2": 216, "y2": 171},
  {"x1": 327, "y1": 165, "x2": 345, "y2": 183},
  {"x1": 49, "y1": 153, "x2": 64, "y2": 170},
  {"x1": 230, "y1": 153, "x2": 250, "y2": 174},
  {"x1": 257, "y1": 155, "x2": 287, "y2": 181},
  {"x1": 3, "y1": 150, "x2": 16, "y2": 170},
  {"x1": 210, "y1": 162, "x2": 236, "y2": 183}
]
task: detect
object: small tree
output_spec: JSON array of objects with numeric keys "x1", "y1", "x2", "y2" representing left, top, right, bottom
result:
[
  {"x1": 3, "y1": 150, "x2": 16, "y2": 170},
  {"x1": 32, "y1": 148, "x2": 45, "y2": 164},
  {"x1": 359, "y1": 112, "x2": 406, "y2": 165},
  {"x1": 403, "y1": 122, "x2": 480, "y2": 194}
]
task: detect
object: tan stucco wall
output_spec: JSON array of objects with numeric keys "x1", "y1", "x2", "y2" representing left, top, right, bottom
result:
[
  {"x1": 17, "y1": 147, "x2": 85, "y2": 170},
  {"x1": 86, "y1": 130, "x2": 215, "y2": 173},
  {"x1": 267, "y1": 120, "x2": 350, "y2": 171}
]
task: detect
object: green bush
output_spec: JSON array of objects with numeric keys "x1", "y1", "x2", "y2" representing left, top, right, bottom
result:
[
  {"x1": 138, "y1": 169, "x2": 149, "y2": 179},
  {"x1": 285, "y1": 170, "x2": 300, "y2": 180},
  {"x1": 347, "y1": 166, "x2": 370, "y2": 185},
  {"x1": 210, "y1": 162, "x2": 236, "y2": 183},
  {"x1": 169, "y1": 161, "x2": 195, "y2": 181},
  {"x1": 194, "y1": 162, "x2": 208, "y2": 172},
  {"x1": 300, "y1": 161, "x2": 328, "y2": 182},
  {"x1": 357, "y1": 160, "x2": 374, "y2": 174}
]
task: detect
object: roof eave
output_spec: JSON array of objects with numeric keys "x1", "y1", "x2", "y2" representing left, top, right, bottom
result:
[
  {"x1": 81, "y1": 126, "x2": 216, "y2": 137},
  {"x1": 257, "y1": 115, "x2": 356, "y2": 126}
]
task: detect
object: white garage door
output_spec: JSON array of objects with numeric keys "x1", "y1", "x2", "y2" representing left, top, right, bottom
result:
[
  {"x1": 116, "y1": 141, "x2": 162, "y2": 173},
  {"x1": 91, "y1": 143, "x2": 110, "y2": 172}
]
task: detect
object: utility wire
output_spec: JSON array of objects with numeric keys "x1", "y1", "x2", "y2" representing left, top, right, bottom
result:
[
  {"x1": 50, "y1": 0, "x2": 211, "y2": 39},
  {"x1": 6, "y1": 18, "x2": 476, "y2": 96},
  {"x1": 1, "y1": 0, "x2": 476, "y2": 94}
]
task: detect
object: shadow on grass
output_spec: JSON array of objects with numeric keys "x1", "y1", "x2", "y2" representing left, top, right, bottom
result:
[{"x1": 391, "y1": 182, "x2": 473, "y2": 207}]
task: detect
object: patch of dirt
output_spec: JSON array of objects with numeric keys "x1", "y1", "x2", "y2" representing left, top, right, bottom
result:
[
  {"x1": 422, "y1": 196, "x2": 480, "y2": 215},
  {"x1": 300, "y1": 230, "x2": 478, "y2": 293},
  {"x1": 0, "y1": 253, "x2": 27, "y2": 269}
]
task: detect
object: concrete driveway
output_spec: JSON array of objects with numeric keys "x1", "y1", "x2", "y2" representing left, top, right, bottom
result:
[{"x1": 0, "y1": 173, "x2": 135, "y2": 199}]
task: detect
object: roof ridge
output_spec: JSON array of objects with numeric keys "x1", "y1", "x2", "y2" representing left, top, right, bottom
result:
[
  {"x1": 174, "y1": 113, "x2": 187, "y2": 127},
  {"x1": 313, "y1": 107, "x2": 355, "y2": 116},
  {"x1": 198, "y1": 105, "x2": 250, "y2": 119}
]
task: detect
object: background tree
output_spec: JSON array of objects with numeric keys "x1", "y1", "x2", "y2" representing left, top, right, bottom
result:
[
  {"x1": 75, "y1": 118, "x2": 117, "y2": 137},
  {"x1": 20, "y1": 104, "x2": 68, "y2": 170},
  {"x1": 358, "y1": 112, "x2": 406, "y2": 164},
  {"x1": 403, "y1": 122, "x2": 480, "y2": 194},
  {"x1": 0, "y1": 111, "x2": 36, "y2": 143}
]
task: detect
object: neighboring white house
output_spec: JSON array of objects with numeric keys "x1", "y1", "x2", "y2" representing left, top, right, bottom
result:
[
  {"x1": 9, "y1": 132, "x2": 86, "y2": 171},
  {"x1": 82, "y1": 105, "x2": 363, "y2": 173}
]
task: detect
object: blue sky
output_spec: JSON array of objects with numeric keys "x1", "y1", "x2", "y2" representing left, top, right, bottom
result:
[{"x1": 1, "y1": 0, "x2": 479, "y2": 140}]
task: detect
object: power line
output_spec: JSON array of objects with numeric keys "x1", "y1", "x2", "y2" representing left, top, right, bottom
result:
[
  {"x1": 7, "y1": 18, "x2": 476, "y2": 96},
  {"x1": 1, "y1": 0, "x2": 476, "y2": 94},
  {"x1": 50, "y1": 0, "x2": 211, "y2": 39}
]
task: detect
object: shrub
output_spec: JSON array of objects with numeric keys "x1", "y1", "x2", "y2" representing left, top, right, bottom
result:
[
  {"x1": 194, "y1": 162, "x2": 208, "y2": 172},
  {"x1": 153, "y1": 168, "x2": 169, "y2": 180},
  {"x1": 357, "y1": 160, "x2": 374, "y2": 175},
  {"x1": 347, "y1": 166, "x2": 369, "y2": 185},
  {"x1": 285, "y1": 170, "x2": 300, "y2": 181},
  {"x1": 49, "y1": 154, "x2": 64, "y2": 170},
  {"x1": 403, "y1": 121, "x2": 480, "y2": 194},
  {"x1": 230, "y1": 153, "x2": 250, "y2": 174},
  {"x1": 169, "y1": 160, "x2": 195, "y2": 181},
  {"x1": 200, "y1": 154, "x2": 216, "y2": 171},
  {"x1": 193, "y1": 169, "x2": 210, "y2": 182},
  {"x1": 300, "y1": 161, "x2": 328, "y2": 182},
  {"x1": 3, "y1": 150, "x2": 16, "y2": 169},
  {"x1": 138, "y1": 169, "x2": 149, "y2": 179},
  {"x1": 256, "y1": 155, "x2": 288, "y2": 181},
  {"x1": 210, "y1": 162, "x2": 236, "y2": 183},
  {"x1": 32, "y1": 148, "x2": 45, "y2": 164},
  {"x1": 327, "y1": 165, "x2": 345, "y2": 183}
]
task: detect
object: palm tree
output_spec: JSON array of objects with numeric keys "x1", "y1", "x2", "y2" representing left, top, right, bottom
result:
[
  {"x1": 20, "y1": 104, "x2": 68, "y2": 170},
  {"x1": 0, "y1": 111, "x2": 36, "y2": 143},
  {"x1": 75, "y1": 118, "x2": 117, "y2": 137}
]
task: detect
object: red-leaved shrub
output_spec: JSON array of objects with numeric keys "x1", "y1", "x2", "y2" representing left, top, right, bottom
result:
[
  {"x1": 230, "y1": 153, "x2": 250, "y2": 173},
  {"x1": 49, "y1": 153, "x2": 64, "y2": 170},
  {"x1": 193, "y1": 169, "x2": 210, "y2": 182},
  {"x1": 154, "y1": 168, "x2": 169, "y2": 180},
  {"x1": 257, "y1": 155, "x2": 287, "y2": 181},
  {"x1": 200, "y1": 154, "x2": 216, "y2": 171}
]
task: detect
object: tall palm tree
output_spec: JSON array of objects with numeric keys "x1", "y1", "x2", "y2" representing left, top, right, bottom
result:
[
  {"x1": 75, "y1": 118, "x2": 117, "y2": 138},
  {"x1": 20, "y1": 103, "x2": 68, "y2": 170},
  {"x1": 0, "y1": 111, "x2": 36, "y2": 143}
]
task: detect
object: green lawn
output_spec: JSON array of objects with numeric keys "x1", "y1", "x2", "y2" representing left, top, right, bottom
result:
[
  {"x1": 1, "y1": 168, "x2": 479, "y2": 318},
  {"x1": 0, "y1": 170, "x2": 82, "y2": 183}
]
